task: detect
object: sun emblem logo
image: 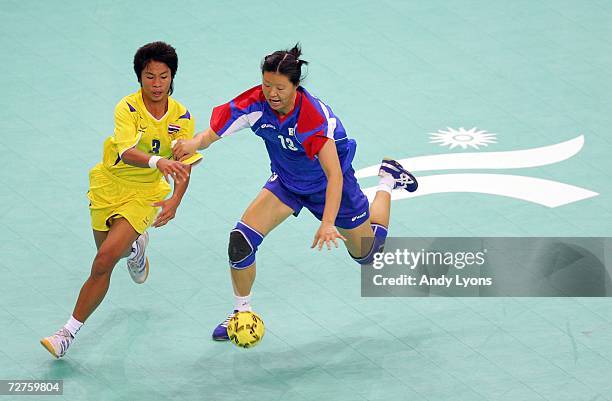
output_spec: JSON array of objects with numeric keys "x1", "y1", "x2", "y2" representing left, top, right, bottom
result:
[{"x1": 429, "y1": 127, "x2": 497, "y2": 150}]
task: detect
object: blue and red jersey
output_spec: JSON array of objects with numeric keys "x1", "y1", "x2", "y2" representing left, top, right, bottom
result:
[{"x1": 210, "y1": 85, "x2": 356, "y2": 194}]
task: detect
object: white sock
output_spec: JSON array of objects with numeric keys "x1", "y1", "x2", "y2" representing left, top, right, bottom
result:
[
  {"x1": 234, "y1": 293, "x2": 252, "y2": 312},
  {"x1": 377, "y1": 174, "x2": 395, "y2": 194},
  {"x1": 64, "y1": 316, "x2": 83, "y2": 338}
]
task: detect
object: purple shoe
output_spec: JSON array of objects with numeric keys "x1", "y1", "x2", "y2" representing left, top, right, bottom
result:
[
  {"x1": 379, "y1": 158, "x2": 418, "y2": 192},
  {"x1": 212, "y1": 310, "x2": 237, "y2": 341}
]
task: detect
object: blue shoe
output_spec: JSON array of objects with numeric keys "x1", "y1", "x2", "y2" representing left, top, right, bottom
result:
[
  {"x1": 212, "y1": 310, "x2": 237, "y2": 341},
  {"x1": 379, "y1": 158, "x2": 418, "y2": 192}
]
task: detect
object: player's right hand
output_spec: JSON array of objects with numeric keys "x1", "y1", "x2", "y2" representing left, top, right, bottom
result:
[
  {"x1": 172, "y1": 138, "x2": 199, "y2": 161},
  {"x1": 311, "y1": 222, "x2": 346, "y2": 251},
  {"x1": 156, "y1": 158, "x2": 190, "y2": 183}
]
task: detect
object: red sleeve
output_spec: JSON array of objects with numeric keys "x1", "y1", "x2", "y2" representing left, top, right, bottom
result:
[
  {"x1": 210, "y1": 102, "x2": 231, "y2": 134},
  {"x1": 295, "y1": 91, "x2": 329, "y2": 150},
  {"x1": 209, "y1": 86, "x2": 264, "y2": 136},
  {"x1": 302, "y1": 135, "x2": 329, "y2": 160}
]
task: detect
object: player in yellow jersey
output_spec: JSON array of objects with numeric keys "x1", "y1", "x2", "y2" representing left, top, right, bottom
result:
[{"x1": 40, "y1": 42, "x2": 200, "y2": 358}]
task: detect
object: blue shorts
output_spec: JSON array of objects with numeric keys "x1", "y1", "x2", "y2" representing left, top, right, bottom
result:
[{"x1": 263, "y1": 167, "x2": 370, "y2": 229}]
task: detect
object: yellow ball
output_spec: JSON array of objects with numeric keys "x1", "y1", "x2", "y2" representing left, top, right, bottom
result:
[{"x1": 227, "y1": 311, "x2": 265, "y2": 348}]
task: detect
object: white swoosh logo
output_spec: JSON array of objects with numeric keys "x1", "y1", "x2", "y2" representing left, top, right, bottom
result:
[
  {"x1": 361, "y1": 174, "x2": 598, "y2": 208},
  {"x1": 356, "y1": 135, "x2": 599, "y2": 208},
  {"x1": 356, "y1": 135, "x2": 584, "y2": 177}
]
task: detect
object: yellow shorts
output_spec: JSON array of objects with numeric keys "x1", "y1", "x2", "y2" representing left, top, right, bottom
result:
[{"x1": 88, "y1": 163, "x2": 171, "y2": 234}]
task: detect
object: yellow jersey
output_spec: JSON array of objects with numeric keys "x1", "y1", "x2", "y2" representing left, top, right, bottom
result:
[{"x1": 101, "y1": 89, "x2": 195, "y2": 183}]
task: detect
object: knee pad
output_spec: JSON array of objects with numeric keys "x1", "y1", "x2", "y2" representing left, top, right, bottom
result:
[
  {"x1": 352, "y1": 223, "x2": 388, "y2": 265},
  {"x1": 228, "y1": 221, "x2": 264, "y2": 269}
]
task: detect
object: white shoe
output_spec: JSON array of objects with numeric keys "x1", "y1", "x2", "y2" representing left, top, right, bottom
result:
[
  {"x1": 127, "y1": 231, "x2": 149, "y2": 284},
  {"x1": 40, "y1": 328, "x2": 74, "y2": 358}
]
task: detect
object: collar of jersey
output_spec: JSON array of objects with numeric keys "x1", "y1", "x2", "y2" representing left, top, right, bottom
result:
[
  {"x1": 270, "y1": 90, "x2": 302, "y2": 124},
  {"x1": 137, "y1": 89, "x2": 169, "y2": 123}
]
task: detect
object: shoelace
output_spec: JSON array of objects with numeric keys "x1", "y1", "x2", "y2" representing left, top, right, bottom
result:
[
  {"x1": 54, "y1": 329, "x2": 73, "y2": 354},
  {"x1": 128, "y1": 262, "x2": 146, "y2": 275},
  {"x1": 127, "y1": 258, "x2": 145, "y2": 272},
  {"x1": 220, "y1": 313, "x2": 235, "y2": 328}
]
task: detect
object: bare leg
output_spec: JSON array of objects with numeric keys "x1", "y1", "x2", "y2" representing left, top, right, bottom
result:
[
  {"x1": 93, "y1": 229, "x2": 134, "y2": 258},
  {"x1": 339, "y1": 190, "x2": 392, "y2": 258},
  {"x1": 231, "y1": 188, "x2": 294, "y2": 296},
  {"x1": 92, "y1": 230, "x2": 108, "y2": 250},
  {"x1": 369, "y1": 191, "x2": 391, "y2": 228},
  {"x1": 72, "y1": 218, "x2": 139, "y2": 322}
]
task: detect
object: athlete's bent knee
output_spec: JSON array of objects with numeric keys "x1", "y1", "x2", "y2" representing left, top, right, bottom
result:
[
  {"x1": 228, "y1": 221, "x2": 264, "y2": 269},
  {"x1": 352, "y1": 223, "x2": 388, "y2": 265},
  {"x1": 91, "y1": 250, "x2": 118, "y2": 279}
]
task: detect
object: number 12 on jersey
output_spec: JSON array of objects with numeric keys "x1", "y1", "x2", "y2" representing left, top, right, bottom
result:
[{"x1": 278, "y1": 135, "x2": 298, "y2": 151}]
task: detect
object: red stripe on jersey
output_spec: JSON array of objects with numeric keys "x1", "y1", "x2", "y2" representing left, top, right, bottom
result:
[
  {"x1": 233, "y1": 86, "x2": 266, "y2": 110},
  {"x1": 210, "y1": 86, "x2": 265, "y2": 134},
  {"x1": 210, "y1": 102, "x2": 232, "y2": 134},
  {"x1": 303, "y1": 135, "x2": 329, "y2": 160},
  {"x1": 296, "y1": 93, "x2": 326, "y2": 135},
  {"x1": 210, "y1": 85, "x2": 266, "y2": 133}
]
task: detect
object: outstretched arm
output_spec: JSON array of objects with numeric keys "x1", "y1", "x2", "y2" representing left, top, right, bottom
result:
[
  {"x1": 311, "y1": 139, "x2": 347, "y2": 250},
  {"x1": 172, "y1": 127, "x2": 221, "y2": 160}
]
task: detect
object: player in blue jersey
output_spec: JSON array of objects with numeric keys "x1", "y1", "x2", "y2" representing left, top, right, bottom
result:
[{"x1": 173, "y1": 44, "x2": 417, "y2": 341}]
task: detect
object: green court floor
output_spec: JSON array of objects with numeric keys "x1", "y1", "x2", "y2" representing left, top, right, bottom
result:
[{"x1": 1, "y1": 0, "x2": 611, "y2": 400}]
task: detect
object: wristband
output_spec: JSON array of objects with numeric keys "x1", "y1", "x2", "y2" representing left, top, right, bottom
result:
[{"x1": 148, "y1": 155, "x2": 162, "y2": 169}]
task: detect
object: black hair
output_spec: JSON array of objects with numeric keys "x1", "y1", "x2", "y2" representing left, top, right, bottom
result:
[
  {"x1": 133, "y1": 41, "x2": 178, "y2": 95},
  {"x1": 261, "y1": 43, "x2": 308, "y2": 86}
]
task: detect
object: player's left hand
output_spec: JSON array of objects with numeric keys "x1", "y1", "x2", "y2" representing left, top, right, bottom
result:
[
  {"x1": 311, "y1": 222, "x2": 346, "y2": 251},
  {"x1": 172, "y1": 138, "x2": 199, "y2": 161},
  {"x1": 152, "y1": 197, "x2": 180, "y2": 227}
]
